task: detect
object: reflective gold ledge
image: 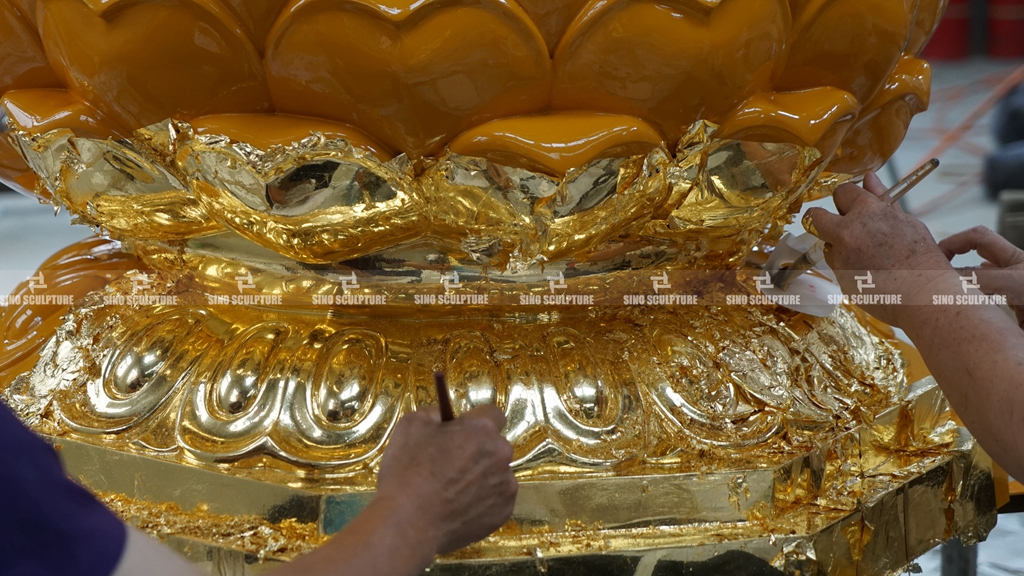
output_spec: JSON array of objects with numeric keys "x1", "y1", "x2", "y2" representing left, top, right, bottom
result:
[
  {"x1": 11, "y1": 119, "x2": 827, "y2": 271},
  {"x1": 128, "y1": 238, "x2": 762, "y2": 315},
  {"x1": 54, "y1": 434, "x2": 775, "y2": 535},
  {"x1": 126, "y1": 236, "x2": 808, "y2": 317},
  {"x1": 64, "y1": 422, "x2": 995, "y2": 576},
  {"x1": 47, "y1": 378, "x2": 983, "y2": 536}
]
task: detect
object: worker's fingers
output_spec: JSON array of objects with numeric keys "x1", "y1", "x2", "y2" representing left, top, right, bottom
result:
[
  {"x1": 863, "y1": 172, "x2": 906, "y2": 213},
  {"x1": 417, "y1": 405, "x2": 442, "y2": 423},
  {"x1": 938, "y1": 226, "x2": 1024, "y2": 267},
  {"x1": 833, "y1": 183, "x2": 881, "y2": 216},
  {"x1": 954, "y1": 266, "x2": 1023, "y2": 302},
  {"x1": 803, "y1": 208, "x2": 843, "y2": 243},
  {"x1": 863, "y1": 173, "x2": 887, "y2": 198},
  {"x1": 461, "y1": 404, "x2": 507, "y2": 433}
]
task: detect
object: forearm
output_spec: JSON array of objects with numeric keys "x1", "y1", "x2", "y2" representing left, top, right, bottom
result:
[
  {"x1": 900, "y1": 276, "x2": 1024, "y2": 480},
  {"x1": 271, "y1": 495, "x2": 437, "y2": 576}
]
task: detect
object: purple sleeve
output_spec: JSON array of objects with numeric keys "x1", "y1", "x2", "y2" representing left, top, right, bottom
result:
[{"x1": 0, "y1": 403, "x2": 126, "y2": 576}]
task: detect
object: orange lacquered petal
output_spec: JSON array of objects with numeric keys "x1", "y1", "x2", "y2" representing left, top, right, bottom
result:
[{"x1": 265, "y1": 0, "x2": 551, "y2": 159}]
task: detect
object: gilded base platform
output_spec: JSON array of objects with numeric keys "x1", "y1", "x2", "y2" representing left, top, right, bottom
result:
[
  {"x1": 1, "y1": 270, "x2": 997, "y2": 576},
  {"x1": 47, "y1": 379, "x2": 996, "y2": 576}
]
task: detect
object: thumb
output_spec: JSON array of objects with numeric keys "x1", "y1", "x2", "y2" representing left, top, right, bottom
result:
[{"x1": 803, "y1": 208, "x2": 843, "y2": 244}]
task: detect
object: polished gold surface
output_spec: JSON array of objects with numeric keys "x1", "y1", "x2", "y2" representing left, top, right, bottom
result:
[
  {"x1": 0, "y1": 1, "x2": 992, "y2": 574},
  {"x1": 8, "y1": 242, "x2": 998, "y2": 573},
  {"x1": 41, "y1": 378, "x2": 996, "y2": 575},
  {"x1": 5, "y1": 268, "x2": 908, "y2": 475},
  {"x1": 2, "y1": 242, "x2": 997, "y2": 571},
  {"x1": 9, "y1": 118, "x2": 828, "y2": 270},
  {"x1": 97, "y1": 491, "x2": 329, "y2": 563}
]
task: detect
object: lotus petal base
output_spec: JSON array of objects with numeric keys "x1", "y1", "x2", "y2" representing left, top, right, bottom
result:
[{"x1": 1, "y1": 264, "x2": 998, "y2": 575}]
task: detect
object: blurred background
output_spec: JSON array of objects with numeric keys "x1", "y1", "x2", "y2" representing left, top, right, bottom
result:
[{"x1": 1, "y1": 1, "x2": 1023, "y2": 575}]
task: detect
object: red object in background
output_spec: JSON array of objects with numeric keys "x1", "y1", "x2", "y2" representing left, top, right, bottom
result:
[
  {"x1": 922, "y1": 0, "x2": 972, "y2": 59},
  {"x1": 990, "y1": 0, "x2": 1024, "y2": 58}
]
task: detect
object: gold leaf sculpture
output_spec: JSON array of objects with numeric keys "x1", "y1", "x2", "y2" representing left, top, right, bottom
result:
[{"x1": 0, "y1": 0, "x2": 995, "y2": 574}]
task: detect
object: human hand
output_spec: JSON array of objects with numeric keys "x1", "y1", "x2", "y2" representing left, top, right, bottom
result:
[
  {"x1": 938, "y1": 225, "x2": 1024, "y2": 328},
  {"x1": 375, "y1": 405, "x2": 517, "y2": 555},
  {"x1": 805, "y1": 172, "x2": 957, "y2": 327}
]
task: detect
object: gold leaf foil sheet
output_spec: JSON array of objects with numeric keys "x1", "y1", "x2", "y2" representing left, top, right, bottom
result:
[
  {"x1": 0, "y1": 237, "x2": 136, "y2": 396},
  {"x1": 53, "y1": 419, "x2": 994, "y2": 576},
  {"x1": 96, "y1": 491, "x2": 328, "y2": 562},
  {"x1": 10, "y1": 119, "x2": 842, "y2": 272}
]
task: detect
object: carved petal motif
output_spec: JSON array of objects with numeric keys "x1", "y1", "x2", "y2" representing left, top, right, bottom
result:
[
  {"x1": 827, "y1": 56, "x2": 930, "y2": 175},
  {"x1": 3, "y1": 88, "x2": 123, "y2": 139},
  {"x1": 644, "y1": 324, "x2": 784, "y2": 450},
  {"x1": 0, "y1": 237, "x2": 134, "y2": 388},
  {"x1": 61, "y1": 309, "x2": 213, "y2": 435},
  {"x1": 216, "y1": 0, "x2": 292, "y2": 54},
  {"x1": 265, "y1": 0, "x2": 552, "y2": 158},
  {"x1": 178, "y1": 324, "x2": 293, "y2": 460},
  {"x1": 552, "y1": 0, "x2": 791, "y2": 144},
  {"x1": 0, "y1": 123, "x2": 37, "y2": 193},
  {"x1": 0, "y1": 0, "x2": 60, "y2": 94},
  {"x1": 907, "y1": 0, "x2": 949, "y2": 55},
  {"x1": 448, "y1": 112, "x2": 664, "y2": 176},
  {"x1": 5, "y1": 263, "x2": 909, "y2": 475},
  {"x1": 413, "y1": 326, "x2": 643, "y2": 470},
  {"x1": 275, "y1": 329, "x2": 401, "y2": 463},
  {"x1": 514, "y1": 0, "x2": 590, "y2": 54},
  {"x1": 0, "y1": 0, "x2": 62, "y2": 193},
  {"x1": 776, "y1": 0, "x2": 914, "y2": 104},
  {"x1": 37, "y1": 0, "x2": 272, "y2": 130},
  {"x1": 191, "y1": 113, "x2": 393, "y2": 160},
  {"x1": 177, "y1": 324, "x2": 403, "y2": 466},
  {"x1": 718, "y1": 87, "x2": 859, "y2": 157}
]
